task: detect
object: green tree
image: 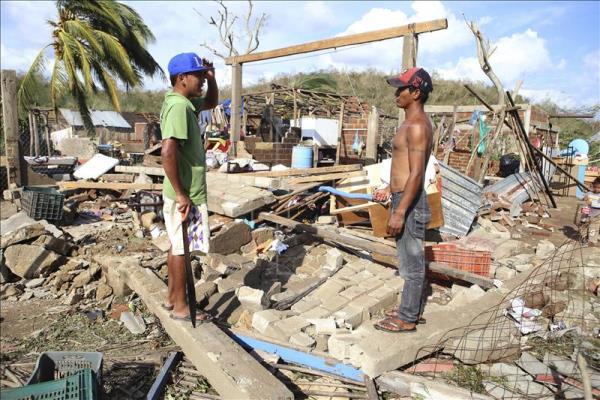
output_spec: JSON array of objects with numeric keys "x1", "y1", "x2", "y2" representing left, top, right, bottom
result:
[{"x1": 17, "y1": 0, "x2": 164, "y2": 132}]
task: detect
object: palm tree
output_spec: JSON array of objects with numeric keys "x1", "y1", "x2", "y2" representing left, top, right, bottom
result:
[{"x1": 18, "y1": 0, "x2": 164, "y2": 132}]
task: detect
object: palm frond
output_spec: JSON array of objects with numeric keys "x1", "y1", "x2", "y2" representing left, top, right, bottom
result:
[
  {"x1": 63, "y1": 19, "x2": 104, "y2": 54},
  {"x1": 50, "y1": 60, "x2": 68, "y2": 108},
  {"x1": 94, "y1": 30, "x2": 138, "y2": 86},
  {"x1": 93, "y1": 65, "x2": 120, "y2": 111},
  {"x1": 17, "y1": 45, "x2": 50, "y2": 116}
]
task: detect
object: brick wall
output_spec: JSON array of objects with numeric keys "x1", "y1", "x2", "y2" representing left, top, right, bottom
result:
[
  {"x1": 340, "y1": 115, "x2": 368, "y2": 164},
  {"x1": 243, "y1": 136, "x2": 299, "y2": 166}
]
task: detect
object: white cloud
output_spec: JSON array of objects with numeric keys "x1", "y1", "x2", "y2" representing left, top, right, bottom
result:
[
  {"x1": 303, "y1": 1, "x2": 336, "y2": 28},
  {"x1": 434, "y1": 29, "x2": 552, "y2": 86},
  {"x1": 519, "y1": 88, "x2": 577, "y2": 109},
  {"x1": 0, "y1": 43, "x2": 46, "y2": 73},
  {"x1": 557, "y1": 58, "x2": 567, "y2": 70}
]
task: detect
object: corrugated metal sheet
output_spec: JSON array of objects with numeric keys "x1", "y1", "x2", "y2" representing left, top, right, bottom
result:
[
  {"x1": 484, "y1": 172, "x2": 543, "y2": 217},
  {"x1": 439, "y1": 163, "x2": 483, "y2": 237},
  {"x1": 59, "y1": 108, "x2": 131, "y2": 129}
]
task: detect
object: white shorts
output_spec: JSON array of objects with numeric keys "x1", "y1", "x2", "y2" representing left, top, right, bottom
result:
[{"x1": 163, "y1": 197, "x2": 210, "y2": 255}]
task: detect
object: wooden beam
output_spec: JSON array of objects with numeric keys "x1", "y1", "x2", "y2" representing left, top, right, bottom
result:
[
  {"x1": 288, "y1": 170, "x2": 365, "y2": 185},
  {"x1": 330, "y1": 202, "x2": 378, "y2": 215},
  {"x1": 401, "y1": 33, "x2": 418, "y2": 70},
  {"x1": 115, "y1": 165, "x2": 164, "y2": 176},
  {"x1": 248, "y1": 164, "x2": 362, "y2": 177},
  {"x1": 365, "y1": 106, "x2": 379, "y2": 164},
  {"x1": 225, "y1": 19, "x2": 447, "y2": 65},
  {"x1": 58, "y1": 181, "x2": 163, "y2": 191},
  {"x1": 1, "y1": 70, "x2": 22, "y2": 186},
  {"x1": 114, "y1": 261, "x2": 294, "y2": 399},
  {"x1": 336, "y1": 101, "x2": 345, "y2": 165}
]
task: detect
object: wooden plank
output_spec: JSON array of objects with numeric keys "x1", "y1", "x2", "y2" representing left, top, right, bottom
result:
[
  {"x1": 100, "y1": 173, "x2": 135, "y2": 183},
  {"x1": 330, "y1": 201, "x2": 378, "y2": 215},
  {"x1": 115, "y1": 165, "x2": 164, "y2": 176},
  {"x1": 115, "y1": 261, "x2": 294, "y2": 400},
  {"x1": 364, "y1": 375, "x2": 381, "y2": 400},
  {"x1": 288, "y1": 170, "x2": 365, "y2": 185},
  {"x1": 225, "y1": 19, "x2": 447, "y2": 64},
  {"x1": 58, "y1": 181, "x2": 163, "y2": 191},
  {"x1": 249, "y1": 164, "x2": 362, "y2": 178}
]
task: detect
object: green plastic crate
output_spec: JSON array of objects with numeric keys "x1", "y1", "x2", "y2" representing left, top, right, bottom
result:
[
  {"x1": 0, "y1": 368, "x2": 96, "y2": 400},
  {"x1": 21, "y1": 186, "x2": 64, "y2": 222}
]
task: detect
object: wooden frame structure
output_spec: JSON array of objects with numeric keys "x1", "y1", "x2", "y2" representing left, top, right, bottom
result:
[{"x1": 225, "y1": 19, "x2": 448, "y2": 156}]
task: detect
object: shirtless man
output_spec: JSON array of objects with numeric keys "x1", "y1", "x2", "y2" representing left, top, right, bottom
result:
[{"x1": 374, "y1": 67, "x2": 433, "y2": 333}]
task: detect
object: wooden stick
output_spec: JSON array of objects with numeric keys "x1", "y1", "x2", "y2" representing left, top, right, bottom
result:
[
  {"x1": 271, "y1": 363, "x2": 364, "y2": 386},
  {"x1": 249, "y1": 164, "x2": 362, "y2": 178},
  {"x1": 364, "y1": 375, "x2": 381, "y2": 400},
  {"x1": 58, "y1": 182, "x2": 163, "y2": 191},
  {"x1": 296, "y1": 380, "x2": 366, "y2": 392},
  {"x1": 288, "y1": 170, "x2": 365, "y2": 185}
]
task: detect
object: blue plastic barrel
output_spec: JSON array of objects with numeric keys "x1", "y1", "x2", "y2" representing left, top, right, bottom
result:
[{"x1": 291, "y1": 145, "x2": 313, "y2": 168}]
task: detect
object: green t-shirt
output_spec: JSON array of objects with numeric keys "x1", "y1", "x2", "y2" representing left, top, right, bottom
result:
[{"x1": 160, "y1": 91, "x2": 207, "y2": 205}]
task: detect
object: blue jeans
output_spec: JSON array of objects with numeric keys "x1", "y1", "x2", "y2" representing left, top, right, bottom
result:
[{"x1": 392, "y1": 190, "x2": 431, "y2": 323}]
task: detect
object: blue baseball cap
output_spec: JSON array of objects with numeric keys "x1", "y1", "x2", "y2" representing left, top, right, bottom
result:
[{"x1": 167, "y1": 52, "x2": 207, "y2": 76}]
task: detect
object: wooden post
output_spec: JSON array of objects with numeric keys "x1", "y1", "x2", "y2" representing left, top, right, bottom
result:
[
  {"x1": 230, "y1": 63, "x2": 242, "y2": 157},
  {"x1": 365, "y1": 106, "x2": 379, "y2": 164},
  {"x1": 1, "y1": 70, "x2": 23, "y2": 186},
  {"x1": 28, "y1": 111, "x2": 34, "y2": 156},
  {"x1": 269, "y1": 92, "x2": 275, "y2": 142},
  {"x1": 335, "y1": 102, "x2": 344, "y2": 165},
  {"x1": 397, "y1": 33, "x2": 418, "y2": 128},
  {"x1": 32, "y1": 111, "x2": 40, "y2": 157},
  {"x1": 42, "y1": 113, "x2": 51, "y2": 156}
]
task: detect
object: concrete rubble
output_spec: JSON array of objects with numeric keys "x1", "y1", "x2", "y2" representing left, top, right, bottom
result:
[{"x1": 1, "y1": 156, "x2": 598, "y2": 400}]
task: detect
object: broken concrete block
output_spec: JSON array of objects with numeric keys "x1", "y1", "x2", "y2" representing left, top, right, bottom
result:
[
  {"x1": 274, "y1": 315, "x2": 311, "y2": 338},
  {"x1": 4, "y1": 244, "x2": 64, "y2": 278},
  {"x1": 240, "y1": 240, "x2": 258, "y2": 255},
  {"x1": 210, "y1": 221, "x2": 252, "y2": 254},
  {"x1": 333, "y1": 305, "x2": 363, "y2": 329},
  {"x1": 25, "y1": 277, "x2": 45, "y2": 288},
  {"x1": 535, "y1": 239, "x2": 555, "y2": 259},
  {"x1": 33, "y1": 235, "x2": 73, "y2": 256},
  {"x1": 0, "y1": 284, "x2": 23, "y2": 300},
  {"x1": 1, "y1": 222, "x2": 46, "y2": 249},
  {"x1": 291, "y1": 298, "x2": 321, "y2": 314},
  {"x1": 237, "y1": 286, "x2": 268, "y2": 311},
  {"x1": 316, "y1": 216, "x2": 336, "y2": 225},
  {"x1": 358, "y1": 276, "x2": 384, "y2": 291},
  {"x1": 312, "y1": 279, "x2": 346, "y2": 299},
  {"x1": 251, "y1": 227, "x2": 275, "y2": 245},
  {"x1": 447, "y1": 284, "x2": 486, "y2": 308},
  {"x1": 96, "y1": 282, "x2": 113, "y2": 300},
  {"x1": 195, "y1": 281, "x2": 217, "y2": 303},
  {"x1": 328, "y1": 333, "x2": 359, "y2": 360},
  {"x1": 325, "y1": 248, "x2": 344, "y2": 269},
  {"x1": 152, "y1": 235, "x2": 171, "y2": 252},
  {"x1": 290, "y1": 332, "x2": 315, "y2": 348},
  {"x1": 71, "y1": 264, "x2": 101, "y2": 289},
  {"x1": 140, "y1": 211, "x2": 157, "y2": 229},
  {"x1": 309, "y1": 318, "x2": 337, "y2": 335},
  {"x1": 63, "y1": 290, "x2": 83, "y2": 305},
  {"x1": 495, "y1": 266, "x2": 517, "y2": 281},
  {"x1": 56, "y1": 137, "x2": 96, "y2": 158},
  {"x1": 252, "y1": 309, "x2": 282, "y2": 335}
]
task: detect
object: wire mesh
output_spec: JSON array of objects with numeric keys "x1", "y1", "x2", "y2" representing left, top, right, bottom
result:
[{"x1": 409, "y1": 219, "x2": 599, "y2": 399}]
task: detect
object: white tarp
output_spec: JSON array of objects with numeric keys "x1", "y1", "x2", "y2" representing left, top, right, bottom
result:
[{"x1": 50, "y1": 127, "x2": 73, "y2": 148}]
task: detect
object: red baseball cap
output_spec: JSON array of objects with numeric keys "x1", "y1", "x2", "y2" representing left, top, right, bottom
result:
[{"x1": 386, "y1": 67, "x2": 433, "y2": 94}]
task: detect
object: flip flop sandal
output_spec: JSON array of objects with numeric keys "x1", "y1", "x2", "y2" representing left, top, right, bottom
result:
[
  {"x1": 383, "y1": 309, "x2": 426, "y2": 324},
  {"x1": 169, "y1": 311, "x2": 213, "y2": 323},
  {"x1": 162, "y1": 303, "x2": 174, "y2": 311},
  {"x1": 374, "y1": 318, "x2": 416, "y2": 333}
]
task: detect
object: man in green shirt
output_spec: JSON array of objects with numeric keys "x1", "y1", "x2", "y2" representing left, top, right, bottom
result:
[{"x1": 161, "y1": 52, "x2": 218, "y2": 322}]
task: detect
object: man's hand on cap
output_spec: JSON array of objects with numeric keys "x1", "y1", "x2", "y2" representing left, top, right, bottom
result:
[{"x1": 202, "y1": 58, "x2": 215, "y2": 79}]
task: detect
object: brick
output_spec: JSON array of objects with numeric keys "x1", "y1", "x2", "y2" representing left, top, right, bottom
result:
[
  {"x1": 366, "y1": 290, "x2": 398, "y2": 315},
  {"x1": 308, "y1": 318, "x2": 337, "y2": 335},
  {"x1": 333, "y1": 305, "x2": 363, "y2": 329},
  {"x1": 311, "y1": 279, "x2": 345, "y2": 298},
  {"x1": 344, "y1": 262, "x2": 366, "y2": 273},
  {"x1": 320, "y1": 295, "x2": 350, "y2": 312},
  {"x1": 358, "y1": 277, "x2": 384, "y2": 291},
  {"x1": 289, "y1": 332, "x2": 315, "y2": 348},
  {"x1": 328, "y1": 334, "x2": 359, "y2": 360},
  {"x1": 252, "y1": 309, "x2": 282, "y2": 334},
  {"x1": 384, "y1": 276, "x2": 405, "y2": 291},
  {"x1": 348, "y1": 295, "x2": 379, "y2": 316},
  {"x1": 339, "y1": 285, "x2": 368, "y2": 301},
  {"x1": 274, "y1": 315, "x2": 311, "y2": 338},
  {"x1": 368, "y1": 285, "x2": 398, "y2": 300},
  {"x1": 301, "y1": 306, "x2": 330, "y2": 319}
]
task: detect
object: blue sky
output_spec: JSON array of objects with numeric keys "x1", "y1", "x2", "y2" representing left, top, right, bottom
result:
[{"x1": 1, "y1": 1, "x2": 599, "y2": 109}]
